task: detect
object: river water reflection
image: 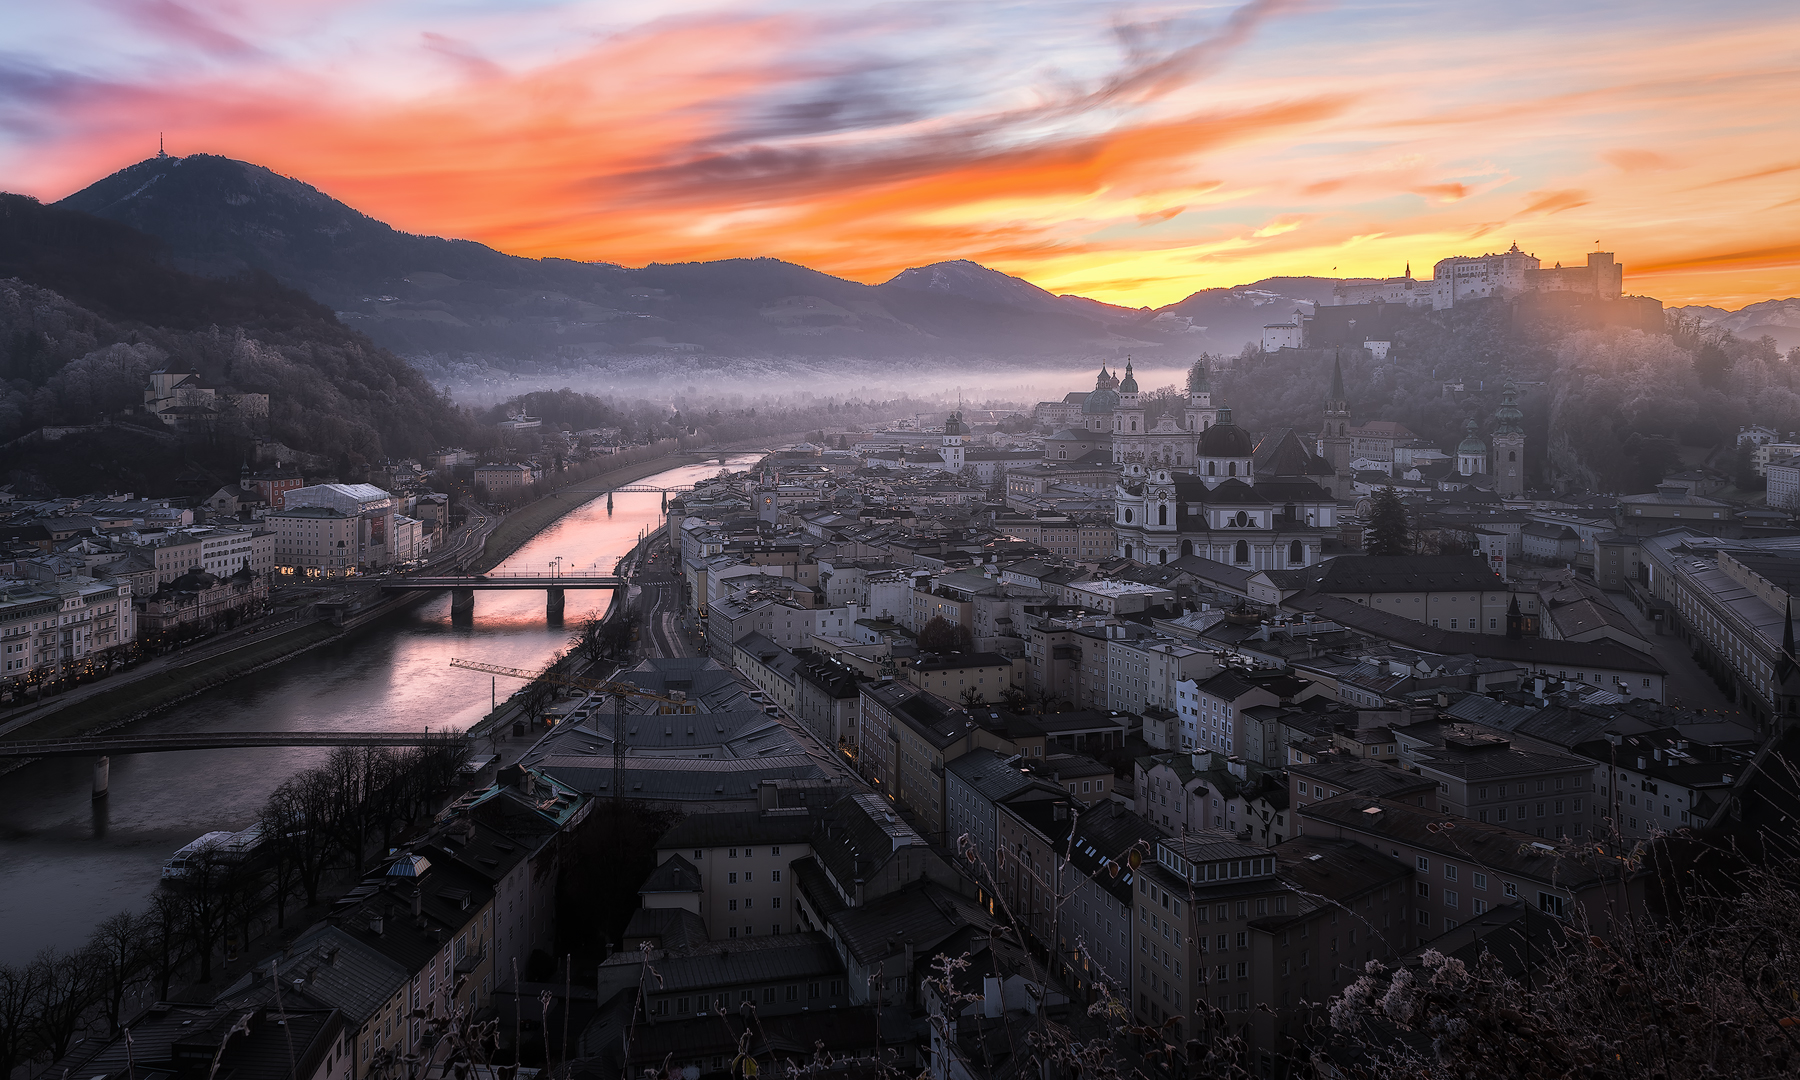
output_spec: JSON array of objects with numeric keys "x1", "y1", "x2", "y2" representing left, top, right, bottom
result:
[{"x1": 0, "y1": 456, "x2": 756, "y2": 963}]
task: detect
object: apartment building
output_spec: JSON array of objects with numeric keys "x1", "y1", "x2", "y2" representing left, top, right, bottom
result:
[
  {"x1": 1298, "y1": 794, "x2": 1644, "y2": 939},
  {"x1": 648, "y1": 808, "x2": 818, "y2": 940},
  {"x1": 268, "y1": 506, "x2": 360, "y2": 578},
  {"x1": 0, "y1": 577, "x2": 134, "y2": 684},
  {"x1": 1108, "y1": 635, "x2": 1219, "y2": 742}
]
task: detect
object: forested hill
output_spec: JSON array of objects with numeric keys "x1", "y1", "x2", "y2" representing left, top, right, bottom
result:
[{"x1": 0, "y1": 193, "x2": 474, "y2": 492}]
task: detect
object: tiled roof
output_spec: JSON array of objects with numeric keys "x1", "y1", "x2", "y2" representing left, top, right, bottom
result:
[{"x1": 640, "y1": 853, "x2": 704, "y2": 893}]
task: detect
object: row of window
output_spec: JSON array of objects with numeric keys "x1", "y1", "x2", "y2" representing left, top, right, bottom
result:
[{"x1": 692, "y1": 846, "x2": 783, "y2": 859}]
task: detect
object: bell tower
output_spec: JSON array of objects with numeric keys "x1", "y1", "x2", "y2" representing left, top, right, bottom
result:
[
  {"x1": 1320, "y1": 356, "x2": 1352, "y2": 494},
  {"x1": 942, "y1": 410, "x2": 966, "y2": 473},
  {"x1": 1492, "y1": 380, "x2": 1525, "y2": 497}
]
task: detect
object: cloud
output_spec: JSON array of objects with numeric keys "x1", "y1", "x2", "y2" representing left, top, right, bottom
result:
[
  {"x1": 1698, "y1": 160, "x2": 1800, "y2": 187},
  {"x1": 1412, "y1": 182, "x2": 1468, "y2": 202},
  {"x1": 1252, "y1": 214, "x2": 1306, "y2": 237},
  {"x1": 1518, "y1": 189, "x2": 1590, "y2": 216},
  {"x1": 1603, "y1": 149, "x2": 1671, "y2": 172},
  {"x1": 1635, "y1": 241, "x2": 1800, "y2": 274},
  {"x1": 109, "y1": 0, "x2": 260, "y2": 58},
  {"x1": 421, "y1": 33, "x2": 505, "y2": 82}
]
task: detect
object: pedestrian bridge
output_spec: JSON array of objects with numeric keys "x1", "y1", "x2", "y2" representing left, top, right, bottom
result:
[
  {"x1": 0, "y1": 730, "x2": 463, "y2": 759},
  {"x1": 378, "y1": 568, "x2": 624, "y2": 622},
  {"x1": 0, "y1": 730, "x2": 465, "y2": 798}
]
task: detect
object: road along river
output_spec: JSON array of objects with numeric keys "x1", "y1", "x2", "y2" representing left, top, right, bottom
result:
[{"x1": 0, "y1": 456, "x2": 756, "y2": 964}]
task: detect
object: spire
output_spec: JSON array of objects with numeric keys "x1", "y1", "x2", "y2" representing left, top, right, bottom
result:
[
  {"x1": 158, "y1": 133, "x2": 166, "y2": 159},
  {"x1": 1404, "y1": 261, "x2": 1411, "y2": 279},
  {"x1": 1328, "y1": 357, "x2": 1346, "y2": 405},
  {"x1": 1118, "y1": 360, "x2": 1138, "y2": 394},
  {"x1": 1186, "y1": 358, "x2": 1211, "y2": 395}
]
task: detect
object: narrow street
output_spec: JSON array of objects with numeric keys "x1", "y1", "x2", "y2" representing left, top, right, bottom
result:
[{"x1": 1601, "y1": 590, "x2": 1746, "y2": 719}]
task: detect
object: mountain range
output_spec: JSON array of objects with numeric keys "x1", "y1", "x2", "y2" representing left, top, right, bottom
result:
[
  {"x1": 1667, "y1": 299, "x2": 1800, "y2": 351},
  {"x1": 52, "y1": 154, "x2": 1332, "y2": 372}
]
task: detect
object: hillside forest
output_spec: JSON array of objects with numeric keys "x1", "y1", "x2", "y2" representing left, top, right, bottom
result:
[{"x1": 1196, "y1": 300, "x2": 1800, "y2": 494}]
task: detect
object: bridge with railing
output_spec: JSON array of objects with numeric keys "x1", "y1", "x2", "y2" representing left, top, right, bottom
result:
[
  {"x1": 0, "y1": 730, "x2": 465, "y2": 797},
  {"x1": 379, "y1": 567, "x2": 624, "y2": 621}
]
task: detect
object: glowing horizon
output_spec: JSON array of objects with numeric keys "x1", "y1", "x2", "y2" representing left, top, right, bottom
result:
[{"x1": 4, "y1": 1, "x2": 1797, "y2": 309}]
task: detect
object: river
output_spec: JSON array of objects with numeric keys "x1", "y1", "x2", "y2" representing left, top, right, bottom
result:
[{"x1": 0, "y1": 455, "x2": 757, "y2": 965}]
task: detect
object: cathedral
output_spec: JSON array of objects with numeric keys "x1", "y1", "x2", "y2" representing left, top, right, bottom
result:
[{"x1": 1101, "y1": 360, "x2": 1339, "y2": 569}]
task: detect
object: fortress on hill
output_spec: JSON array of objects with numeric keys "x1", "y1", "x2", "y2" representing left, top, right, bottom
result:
[{"x1": 1327, "y1": 244, "x2": 1622, "y2": 310}]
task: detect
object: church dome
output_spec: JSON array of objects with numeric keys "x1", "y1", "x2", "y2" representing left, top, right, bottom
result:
[
  {"x1": 1083, "y1": 387, "x2": 1120, "y2": 415},
  {"x1": 944, "y1": 411, "x2": 966, "y2": 436},
  {"x1": 1118, "y1": 361, "x2": 1139, "y2": 394},
  {"x1": 1198, "y1": 406, "x2": 1253, "y2": 456},
  {"x1": 1458, "y1": 419, "x2": 1487, "y2": 454}
]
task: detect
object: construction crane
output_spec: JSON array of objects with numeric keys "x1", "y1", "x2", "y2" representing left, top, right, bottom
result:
[{"x1": 450, "y1": 657, "x2": 697, "y2": 805}]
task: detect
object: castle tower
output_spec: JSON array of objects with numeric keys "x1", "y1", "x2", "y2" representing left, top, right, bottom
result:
[
  {"x1": 1320, "y1": 357, "x2": 1352, "y2": 492},
  {"x1": 1457, "y1": 419, "x2": 1488, "y2": 477},
  {"x1": 942, "y1": 410, "x2": 966, "y2": 473},
  {"x1": 1491, "y1": 380, "x2": 1525, "y2": 497}
]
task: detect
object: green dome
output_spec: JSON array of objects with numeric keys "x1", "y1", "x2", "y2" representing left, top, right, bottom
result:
[{"x1": 1457, "y1": 419, "x2": 1487, "y2": 454}]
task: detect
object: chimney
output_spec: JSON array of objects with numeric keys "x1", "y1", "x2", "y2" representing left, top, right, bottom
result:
[
  {"x1": 854, "y1": 877, "x2": 864, "y2": 907},
  {"x1": 370, "y1": 914, "x2": 384, "y2": 936},
  {"x1": 411, "y1": 889, "x2": 423, "y2": 918},
  {"x1": 983, "y1": 976, "x2": 1003, "y2": 1018}
]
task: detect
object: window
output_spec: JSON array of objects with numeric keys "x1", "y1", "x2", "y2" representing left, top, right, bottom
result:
[
  {"x1": 729, "y1": 848, "x2": 737, "y2": 858},
  {"x1": 1504, "y1": 881, "x2": 1519, "y2": 898},
  {"x1": 1416, "y1": 856, "x2": 1429, "y2": 872},
  {"x1": 729, "y1": 873, "x2": 737, "y2": 884},
  {"x1": 1473, "y1": 872, "x2": 1487, "y2": 891},
  {"x1": 771, "y1": 870, "x2": 781, "y2": 882},
  {"x1": 729, "y1": 900, "x2": 738, "y2": 910},
  {"x1": 1443, "y1": 864, "x2": 1457, "y2": 882},
  {"x1": 1538, "y1": 892, "x2": 1568, "y2": 919},
  {"x1": 1444, "y1": 890, "x2": 1458, "y2": 908},
  {"x1": 1417, "y1": 882, "x2": 1430, "y2": 898}
]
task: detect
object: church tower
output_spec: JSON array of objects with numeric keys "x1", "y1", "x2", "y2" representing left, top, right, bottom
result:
[
  {"x1": 1320, "y1": 357, "x2": 1352, "y2": 493},
  {"x1": 941, "y1": 410, "x2": 966, "y2": 473},
  {"x1": 1113, "y1": 360, "x2": 1146, "y2": 466},
  {"x1": 1184, "y1": 358, "x2": 1218, "y2": 434},
  {"x1": 1492, "y1": 380, "x2": 1525, "y2": 497}
]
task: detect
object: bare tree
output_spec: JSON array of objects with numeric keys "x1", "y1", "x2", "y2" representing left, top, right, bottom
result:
[
  {"x1": 171, "y1": 840, "x2": 238, "y2": 984},
  {"x1": 29, "y1": 947, "x2": 102, "y2": 1061},
  {"x1": 86, "y1": 911, "x2": 150, "y2": 1035},
  {"x1": 145, "y1": 890, "x2": 185, "y2": 1002},
  {"x1": 265, "y1": 770, "x2": 338, "y2": 909},
  {"x1": 0, "y1": 959, "x2": 45, "y2": 1080},
  {"x1": 1324, "y1": 843, "x2": 1800, "y2": 1079}
]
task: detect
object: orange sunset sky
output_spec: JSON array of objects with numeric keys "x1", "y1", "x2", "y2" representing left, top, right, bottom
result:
[{"x1": 4, "y1": 0, "x2": 1798, "y2": 308}]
